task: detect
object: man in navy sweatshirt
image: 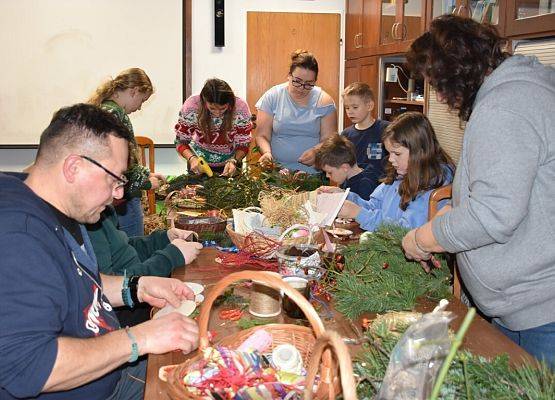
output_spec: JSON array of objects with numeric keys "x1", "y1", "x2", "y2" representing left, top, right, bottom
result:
[{"x1": 0, "y1": 104, "x2": 199, "y2": 399}]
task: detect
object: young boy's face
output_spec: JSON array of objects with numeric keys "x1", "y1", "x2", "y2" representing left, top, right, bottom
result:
[
  {"x1": 343, "y1": 95, "x2": 374, "y2": 124},
  {"x1": 322, "y1": 164, "x2": 349, "y2": 185}
]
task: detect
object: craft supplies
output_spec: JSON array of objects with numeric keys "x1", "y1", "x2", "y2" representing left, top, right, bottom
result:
[
  {"x1": 276, "y1": 244, "x2": 324, "y2": 280},
  {"x1": 272, "y1": 344, "x2": 303, "y2": 375},
  {"x1": 249, "y1": 282, "x2": 281, "y2": 318},
  {"x1": 237, "y1": 329, "x2": 273, "y2": 353},
  {"x1": 184, "y1": 282, "x2": 204, "y2": 295},
  {"x1": 153, "y1": 299, "x2": 196, "y2": 319},
  {"x1": 281, "y1": 276, "x2": 310, "y2": 319}
]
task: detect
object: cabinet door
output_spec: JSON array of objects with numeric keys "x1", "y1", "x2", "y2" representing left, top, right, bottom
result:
[
  {"x1": 505, "y1": 1, "x2": 555, "y2": 37},
  {"x1": 427, "y1": 1, "x2": 505, "y2": 36},
  {"x1": 401, "y1": 0, "x2": 426, "y2": 43},
  {"x1": 343, "y1": 56, "x2": 378, "y2": 127},
  {"x1": 346, "y1": 0, "x2": 364, "y2": 58},
  {"x1": 378, "y1": 0, "x2": 426, "y2": 55}
]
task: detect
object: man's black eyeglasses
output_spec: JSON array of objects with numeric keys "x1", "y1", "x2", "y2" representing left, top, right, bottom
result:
[
  {"x1": 79, "y1": 155, "x2": 128, "y2": 189},
  {"x1": 290, "y1": 76, "x2": 315, "y2": 90}
]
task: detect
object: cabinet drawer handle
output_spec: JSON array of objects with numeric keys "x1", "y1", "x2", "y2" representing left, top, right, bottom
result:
[
  {"x1": 355, "y1": 33, "x2": 363, "y2": 48},
  {"x1": 391, "y1": 22, "x2": 399, "y2": 40},
  {"x1": 401, "y1": 23, "x2": 407, "y2": 40}
]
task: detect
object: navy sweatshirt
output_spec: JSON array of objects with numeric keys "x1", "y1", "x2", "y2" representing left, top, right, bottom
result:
[{"x1": 0, "y1": 173, "x2": 121, "y2": 399}]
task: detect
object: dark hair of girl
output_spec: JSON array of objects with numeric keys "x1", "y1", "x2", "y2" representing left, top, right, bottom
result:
[
  {"x1": 289, "y1": 49, "x2": 319, "y2": 80},
  {"x1": 381, "y1": 112, "x2": 454, "y2": 210},
  {"x1": 198, "y1": 78, "x2": 236, "y2": 142},
  {"x1": 407, "y1": 15, "x2": 509, "y2": 121}
]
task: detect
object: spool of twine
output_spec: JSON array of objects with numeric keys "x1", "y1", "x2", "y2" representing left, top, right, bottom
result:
[{"x1": 249, "y1": 282, "x2": 281, "y2": 317}]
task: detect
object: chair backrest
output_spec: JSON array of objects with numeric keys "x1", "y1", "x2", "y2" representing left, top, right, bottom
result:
[
  {"x1": 135, "y1": 136, "x2": 156, "y2": 215},
  {"x1": 428, "y1": 184, "x2": 461, "y2": 299},
  {"x1": 428, "y1": 184, "x2": 452, "y2": 220}
]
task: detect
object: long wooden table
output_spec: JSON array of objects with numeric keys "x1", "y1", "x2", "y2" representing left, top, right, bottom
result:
[{"x1": 144, "y1": 248, "x2": 533, "y2": 399}]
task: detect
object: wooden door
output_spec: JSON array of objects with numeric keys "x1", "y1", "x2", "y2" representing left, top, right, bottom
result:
[{"x1": 246, "y1": 12, "x2": 341, "y2": 117}]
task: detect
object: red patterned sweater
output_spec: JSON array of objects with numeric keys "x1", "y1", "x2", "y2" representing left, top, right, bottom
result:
[{"x1": 174, "y1": 95, "x2": 253, "y2": 167}]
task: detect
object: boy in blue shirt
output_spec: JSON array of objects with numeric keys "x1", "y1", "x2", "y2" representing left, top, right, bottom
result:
[
  {"x1": 315, "y1": 135, "x2": 376, "y2": 200},
  {"x1": 341, "y1": 82, "x2": 389, "y2": 186}
]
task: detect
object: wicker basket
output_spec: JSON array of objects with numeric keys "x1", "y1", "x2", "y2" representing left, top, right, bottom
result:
[
  {"x1": 174, "y1": 215, "x2": 227, "y2": 234},
  {"x1": 165, "y1": 270, "x2": 339, "y2": 399},
  {"x1": 305, "y1": 330, "x2": 357, "y2": 400},
  {"x1": 226, "y1": 223, "x2": 314, "y2": 259}
]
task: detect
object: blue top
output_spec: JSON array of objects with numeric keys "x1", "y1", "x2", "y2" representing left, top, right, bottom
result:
[
  {"x1": 341, "y1": 119, "x2": 390, "y2": 179},
  {"x1": 256, "y1": 83, "x2": 336, "y2": 173},
  {"x1": 0, "y1": 173, "x2": 121, "y2": 400},
  {"x1": 348, "y1": 167, "x2": 453, "y2": 231},
  {"x1": 340, "y1": 168, "x2": 377, "y2": 200}
]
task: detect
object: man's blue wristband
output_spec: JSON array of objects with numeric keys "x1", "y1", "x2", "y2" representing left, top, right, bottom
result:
[
  {"x1": 122, "y1": 272, "x2": 134, "y2": 308},
  {"x1": 125, "y1": 327, "x2": 139, "y2": 363}
]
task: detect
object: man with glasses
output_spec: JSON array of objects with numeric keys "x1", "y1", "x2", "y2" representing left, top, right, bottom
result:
[{"x1": 0, "y1": 104, "x2": 199, "y2": 400}]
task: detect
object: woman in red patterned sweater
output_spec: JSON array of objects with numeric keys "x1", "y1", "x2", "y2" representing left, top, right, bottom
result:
[{"x1": 174, "y1": 78, "x2": 253, "y2": 176}]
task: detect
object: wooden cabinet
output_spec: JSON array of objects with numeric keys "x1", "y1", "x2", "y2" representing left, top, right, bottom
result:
[
  {"x1": 505, "y1": 1, "x2": 555, "y2": 38},
  {"x1": 427, "y1": 1, "x2": 506, "y2": 34},
  {"x1": 345, "y1": 0, "x2": 380, "y2": 59},
  {"x1": 377, "y1": 0, "x2": 427, "y2": 55},
  {"x1": 343, "y1": 56, "x2": 379, "y2": 127}
]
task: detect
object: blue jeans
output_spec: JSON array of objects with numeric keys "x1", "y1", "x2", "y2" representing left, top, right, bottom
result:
[
  {"x1": 493, "y1": 320, "x2": 555, "y2": 370},
  {"x1": 106, "y1": 360, "x2": 146, "y2": 400},
  {"x1": 115, "y1": 197, "x2": 144, "y2": 237}
]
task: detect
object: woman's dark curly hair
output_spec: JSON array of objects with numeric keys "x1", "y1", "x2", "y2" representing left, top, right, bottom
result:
[{"x1": 407, "y1": 15, "x2": 509, "y2": 121}]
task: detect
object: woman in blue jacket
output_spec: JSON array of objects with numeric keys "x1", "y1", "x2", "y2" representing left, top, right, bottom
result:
[{"x1": 322, "y1": 112, "x2": 454, "y2": 231}]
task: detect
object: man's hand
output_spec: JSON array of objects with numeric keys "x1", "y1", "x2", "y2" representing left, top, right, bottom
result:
[
  {"x1": 137, "y1": 276, "x2": 195, "y2": 309},
  {"x1": 298, "y1": 148, "x2": 317, "y2": 166},
  {"x1": 338, "y1": 200, "x2": 361, "y2": 219},
  {"x1": 167, "y1": 228, "x2": 196, "y2": 242},
  {"x1": 258, "y1": 152, "x2": 273, "y2": 166},
  {"x1": 171, "y1": 240, "x2": 203, "y2": 264},
  {"x1": 133, "y1": 313, "x2": 199, "y2": 356}
]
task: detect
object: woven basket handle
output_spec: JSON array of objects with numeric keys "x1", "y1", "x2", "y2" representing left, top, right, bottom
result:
[
  {"x1": 241, "y1": 206, "x2": 263, "y2": 213},
  {"x1": 304, "y1": 330, "x2": 357, "y2": 400},
  {"x1": 280, "y1": 224, "x2": 313, "y2": 244},
  {"x1": 197, "y1": 271, "x2": 326, "y2": 349}
]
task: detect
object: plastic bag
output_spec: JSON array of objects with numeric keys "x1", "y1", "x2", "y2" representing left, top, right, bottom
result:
[{"x1": 377, "y1": 302, "x2": 454, "y2": 400}]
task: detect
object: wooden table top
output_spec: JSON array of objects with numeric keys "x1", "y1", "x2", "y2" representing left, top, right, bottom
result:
[{"x1": 144, "y1": 248, "x2": 533, "y2": 399}]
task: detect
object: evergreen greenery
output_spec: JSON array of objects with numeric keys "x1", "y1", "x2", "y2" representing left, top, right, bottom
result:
[
  {"x1": 354, "y1": 322, "x2": 555, "y2": 399},
  {"x1": 332, "y1": 225, "x2": 452, "y2": 319}
]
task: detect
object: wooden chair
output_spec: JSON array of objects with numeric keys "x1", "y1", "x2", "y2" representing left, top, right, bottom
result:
[
  {"x1": 428, "y1": 184, "x2": 462, "y2": 299},
  {"x1": 135, "y1": 136, "x2": 156, "y2": 215}
]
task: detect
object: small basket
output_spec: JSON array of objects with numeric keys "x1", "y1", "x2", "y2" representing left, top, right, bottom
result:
[
  {"x1": 165, "y1": 271, "x2": 339, "y2": 399},
  {"x1": 175, "y1": 215, "x2": 227, "y2": 234},
  {"x1": 305, "y1": 330, "x2": 358, "y2": 400},
  {"x1": 226, "y1": 224, "x2": 314, "y2": 259},
  {"x1": 276, "y1": 244, "x2": 326, "y2": 280}
]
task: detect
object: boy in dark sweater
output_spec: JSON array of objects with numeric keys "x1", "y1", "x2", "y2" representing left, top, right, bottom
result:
[
  {"x1": 315, "y1": 135, "x2": 375, "y2": 200},
  {"x1": 341, "y1": 82, "x2": 389, "y2": 186}
]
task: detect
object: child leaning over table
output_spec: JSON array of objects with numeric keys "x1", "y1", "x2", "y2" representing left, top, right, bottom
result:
[
  {"x1": 315, "y1": 135, "x2": 376, "y2": 200},
  {"x1": 320, "y1": 112, "x2": 454, "y2": 231}
]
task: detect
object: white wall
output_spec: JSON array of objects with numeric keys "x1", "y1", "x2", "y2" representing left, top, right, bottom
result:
[
  {"x1": 0, "y1": 0, "x2": 345, "y2": 175},
  {"x1": 191, "y1": 0, "x2": 345, "y2": 98}
]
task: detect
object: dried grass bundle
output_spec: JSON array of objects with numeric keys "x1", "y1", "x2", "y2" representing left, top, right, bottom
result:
[{"x1": 258, "y1": 189, "x2": 315, "y2": 228}]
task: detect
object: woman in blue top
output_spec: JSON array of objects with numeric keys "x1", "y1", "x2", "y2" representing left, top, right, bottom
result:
[
  {"x1": 255, "y1": 50, "x2": 337, "y2": 173},
  {"x1": 321, "y1": 112, "x2": 454, "y2": 231}
]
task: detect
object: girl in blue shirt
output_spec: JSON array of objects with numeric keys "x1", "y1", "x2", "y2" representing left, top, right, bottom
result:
[{"x1": 322, "y1": 112, "x2": 454, "y2": 231}]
